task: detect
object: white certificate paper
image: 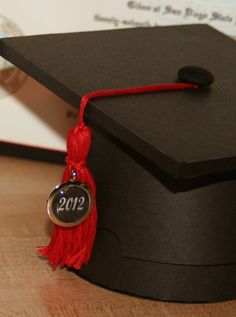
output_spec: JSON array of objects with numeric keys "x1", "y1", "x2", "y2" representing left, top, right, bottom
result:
[{"x1": 0, "y1": 0, "x2": 236, "y2": 153}]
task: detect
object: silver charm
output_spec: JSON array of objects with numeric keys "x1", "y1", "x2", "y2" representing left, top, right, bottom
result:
[{"x1": 47, "y1": 170, "x2": 94, "y2": 227}]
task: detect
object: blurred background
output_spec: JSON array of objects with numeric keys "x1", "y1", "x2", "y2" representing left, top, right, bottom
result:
[{"x1": 0, "y1": 0, "x2": 235, "y2": 155}]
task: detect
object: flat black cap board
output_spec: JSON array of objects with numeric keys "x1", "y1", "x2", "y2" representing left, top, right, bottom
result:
[
  {"x1": 2, "y1": 24, "x2": 236, "y2": 181},
  {"x1": 1, "y1": 25, "x2": 236, "y2": 302}
]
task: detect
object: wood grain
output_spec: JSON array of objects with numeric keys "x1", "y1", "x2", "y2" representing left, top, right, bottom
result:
[{"x1": 0, "y1": 155, "x2": 236, "y2": 317}]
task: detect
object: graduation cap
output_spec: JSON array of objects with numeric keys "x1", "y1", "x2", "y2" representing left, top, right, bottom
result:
[{"x1": 1, "y1": 24, "x2": 236, "y2": 303}]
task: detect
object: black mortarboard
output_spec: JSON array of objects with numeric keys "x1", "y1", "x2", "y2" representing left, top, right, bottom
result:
[{"x1": 1, "y1": 24, "x2": 236, "y2": 303}]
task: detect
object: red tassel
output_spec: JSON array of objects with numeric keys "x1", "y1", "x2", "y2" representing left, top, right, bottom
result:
[
  {"x1": 38, "y1": 82, "x2": 197, "y2": 270},
  {"x1": 38, "y1": 123, "x2": 97, "y2": 269}
]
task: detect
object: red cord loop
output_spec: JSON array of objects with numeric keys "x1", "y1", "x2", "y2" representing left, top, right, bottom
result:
[{"x1": 78, "y1": 82, "x2": 197, "y2": 125}]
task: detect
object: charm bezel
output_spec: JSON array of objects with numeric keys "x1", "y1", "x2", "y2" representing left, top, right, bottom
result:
[{"x1": 47, "y1": 180, "x2": 94, "y2": 227}]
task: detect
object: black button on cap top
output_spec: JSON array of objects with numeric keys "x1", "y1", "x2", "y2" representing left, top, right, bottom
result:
[{"x1": 178, "y1": 66, "x2": 214, "y2": 87}]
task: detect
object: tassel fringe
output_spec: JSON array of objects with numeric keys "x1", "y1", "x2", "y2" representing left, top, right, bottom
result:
[{"x1": 38, "y1": 124, "x2": 97, "y2": 269}]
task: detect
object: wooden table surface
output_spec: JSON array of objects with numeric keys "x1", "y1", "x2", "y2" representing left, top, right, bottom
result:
[{"x1": 0, "y1": 155, "x2": 236, "y2": 317}]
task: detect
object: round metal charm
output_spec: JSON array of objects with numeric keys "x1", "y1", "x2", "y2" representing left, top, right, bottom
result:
[{"x1": 47, "y1": 171, "x2": 94, "y2": 227}]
